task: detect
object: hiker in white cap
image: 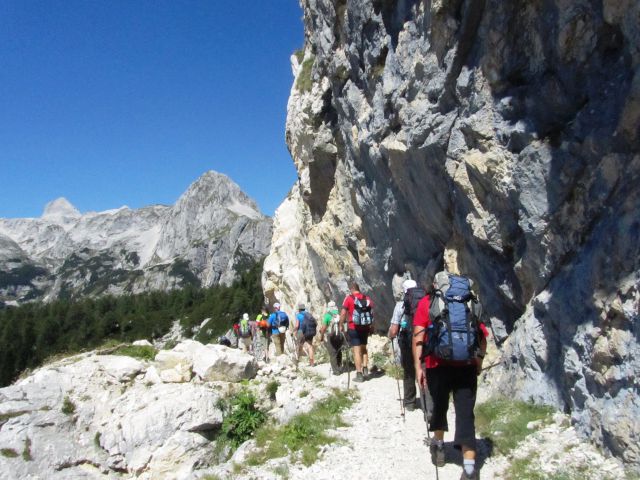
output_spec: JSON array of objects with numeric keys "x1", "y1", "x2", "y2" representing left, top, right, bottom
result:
[{"x1": 237, "y1": 312, "x2": 253, "y2": 353}]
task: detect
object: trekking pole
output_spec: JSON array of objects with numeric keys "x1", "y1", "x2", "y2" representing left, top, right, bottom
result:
[
  {"x1": 390, "y1": 338, "x2": 405, "y2": 421},
  {"x1": 265, "y1": 332, "x2": 270, "y2": 364},
  {"x1": 419, "y1": 379, "x2": 439, "y2": 480}
]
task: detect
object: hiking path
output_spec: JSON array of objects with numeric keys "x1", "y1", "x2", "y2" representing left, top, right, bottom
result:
[{"x1": 288, "y1": 363, "x2": 500, "y2": 480}]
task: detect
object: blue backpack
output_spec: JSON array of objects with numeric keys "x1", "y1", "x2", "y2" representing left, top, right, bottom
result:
[{"x1": 426, "y1": 274, "x2": 482, "y2": 362}]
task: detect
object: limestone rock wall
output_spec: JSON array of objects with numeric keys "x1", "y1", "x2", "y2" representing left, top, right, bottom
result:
[{"x1": 263, "y1": 0, "x2": 640, "y2": 466}]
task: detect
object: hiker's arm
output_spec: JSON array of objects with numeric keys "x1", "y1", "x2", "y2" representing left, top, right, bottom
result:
[
  {"x1": 412, "y1": 324, "x2": 426, "y2": 388},
  {"x1": 476, "y1": 332, "x2": 487, "y2": 374},
  {"x1": 388, "y1": 323, "x2": 399, "y2": 339},
  {"x1": 339, "y1": 307, "x2": 347, "y2": 333},
  {"x1": 319, "y1": 319, "x2": 327, "y2": 341}
]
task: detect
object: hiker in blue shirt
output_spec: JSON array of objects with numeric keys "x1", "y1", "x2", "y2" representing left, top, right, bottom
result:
[{"x1": 268, "y1": 303, "x2": 289, "y2": 356}]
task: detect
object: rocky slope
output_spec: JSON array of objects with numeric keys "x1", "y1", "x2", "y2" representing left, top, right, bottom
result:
[
  {"x1": 263, "y1": 0, "x2": 639, "y2": 468},
  {"x1": 0, "y1": 171, "x2": 272, "y2": 303},
  {"x1": 0, "y1": 338, "x2": 346, "y2": 479}
]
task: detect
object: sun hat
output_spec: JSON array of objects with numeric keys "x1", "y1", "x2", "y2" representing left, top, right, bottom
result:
[
  {"x1": 402, "y1": 279, "x2": 417, "y2": 293},
  {"x1": 327, "y1": 300, "x2": 336, "y2": 309},
  {"x1": 242, "y1": 313, "x2": 249, "y2": 320},
  {"x1": 273, "y1": 302, "x2": 281, "y2": 310},
  {"x1": 297, "y1": 303, "x2": 306, "y2": 310}
]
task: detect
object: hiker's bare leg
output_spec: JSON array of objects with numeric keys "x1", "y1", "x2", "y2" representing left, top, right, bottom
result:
[
  {"x1": 308, "y1": 343, "x2": 315, "y2": 365},
  {"x1": 362, "y1": 346, "x2": 368, "y2": 369},
  {"x1": 434, "y1": 430, "x2": 445, "y2": 441},
  {"x1": 353, "y1": 346, "x2": 363, "y2": 372}
]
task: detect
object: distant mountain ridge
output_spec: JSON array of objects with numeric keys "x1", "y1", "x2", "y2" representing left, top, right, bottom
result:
[{"x1": 0, "y1": 171, "x2": 273, "y2": 304}]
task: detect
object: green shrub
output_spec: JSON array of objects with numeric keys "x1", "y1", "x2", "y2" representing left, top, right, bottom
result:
[
  {"x1": 61, "y1": 396, "x2": 76, "y2": 415},
  {"x1": 266, "y1": 380, "x2": 279, "y2": 401},
  {"x1": 221, "y1": 390, "x2": 266, "y2": 449},
  {"x1": 113, "y1": 345, "x2": 157, "y2": 361},
  {"x1": 0, "y1": 448, "x2": 18, "y2": 458},
  {"x1": 371, "y1": 352, "x2": 387, "y2": 369},
  {"x1": 296, "y1": 56, "x2": 315, "y2": 93},
  {"x1": 475, "y1": 398, "x2": 554, "y2": 455},
  {"x1": 22, "y1": 437, "x2": 32, "y2": 461},
  {"x1": 294, "y1": 49, "x2": 304, "y2": 64}
]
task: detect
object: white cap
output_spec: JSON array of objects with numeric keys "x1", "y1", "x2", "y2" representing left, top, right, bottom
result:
[
  {"x1": 402, "y1": 279, "x2": 417, "y2": 293},
  {"x1": 327, "y1": 301, "x2": 336, "y2": 309},
  {"x1": 273, "y1": 302, "x2": 281, "y2": 310},
  {"x1": 242, "y1": 313, "x2": 249, "y2": 320}
]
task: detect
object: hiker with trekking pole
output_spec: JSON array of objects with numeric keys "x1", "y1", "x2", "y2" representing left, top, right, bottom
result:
[
  {"x1": 388, "y1": 279, "x2": 425, "y2": 413},
  {"x1": 412, "y1": 271, "x2": 488, "y2": 480}
]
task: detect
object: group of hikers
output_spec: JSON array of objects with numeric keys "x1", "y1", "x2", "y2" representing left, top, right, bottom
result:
[{"x1": 220, "y1": 272, "x2": 487, "y2": 480}]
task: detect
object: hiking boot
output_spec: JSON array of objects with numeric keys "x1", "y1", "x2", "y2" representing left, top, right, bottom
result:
[
  {"x1": 362, "y1": 367, "x2": 369, "y2": 379},
  {"x1": 405, "y1": 402, "x2": 416, "y2": 412},
  {"x1": 353, "y1": 372, "x2": 365, "y2": 383},
  {"x1": 430, "y1": 440, "x2": 445, "y2": 467},
  {"x1": 460, "y1": 469, "x2": 477, "y2": 480}
]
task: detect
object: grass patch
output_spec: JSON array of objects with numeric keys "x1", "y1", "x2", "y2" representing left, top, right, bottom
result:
[
  {"x1": 296, "y1": 55, "x2": 315, "y2": 93},
  {"x1": 0, "y1": 448, "x2": 18, "y2": 458},
  {"x1": 61, "y1": 396, "x2": 76, "y2": 415},
  {"x1": 247, "y1": 388, "x2": 357, "y2": 467},
  {"x1": 385, "y1": 363, "x2": 403, "y2": 380},
  {"x1": 504, "y1": 455, "x2": 618, "y2": 480},
  {"x1": 266, "y1": 380, "x2": 279, "y2": 401},
  {"x1": 475, "y1": 398, "x2": 554, "y2": 455},
  {"x1": 94, "y1": 432, "x2": 101, "y2": 448},
  {"x1": 22, "y1": 437, "x2": 32, "y2": 461},
  {"x1": 112, "y1": 344, "x2": 157, "y2": 361},
  {"x1": 299, "y1": 369, "x2": 322, "y2": 384},
  {"x1": 0, "y1": 410, "x2": 30, "y2": 426},
  {"x1": 294, "y1": 49, "x2": 304, "y2": 64},
  {"x1": 299, "y1": 390, "x2": 309, "y2": 398},
  {"x1": 273, "y1": 463, "x2": 290, "y2": 479}
]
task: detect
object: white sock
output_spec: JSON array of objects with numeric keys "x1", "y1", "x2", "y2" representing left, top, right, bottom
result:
[{"x1": 463, "y1": 459, "x2": 475, "y2": 475}]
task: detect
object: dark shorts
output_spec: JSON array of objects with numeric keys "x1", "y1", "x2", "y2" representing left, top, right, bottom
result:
[
  {"x1": 347, "y1": 328, "x2": 369, "y2": 347},
  {"x1": 303, "y1": 334, "x2": 315, "y2": 343}
]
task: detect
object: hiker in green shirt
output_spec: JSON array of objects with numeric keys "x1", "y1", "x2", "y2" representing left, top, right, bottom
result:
[{"x1": 318, "y1": 301, "x2": 344, "y2": 375}]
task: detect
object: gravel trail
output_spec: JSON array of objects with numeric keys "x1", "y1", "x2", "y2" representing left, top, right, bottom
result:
[{"x1": 288, "y1": 363, "x2": 500, "y2": 480}]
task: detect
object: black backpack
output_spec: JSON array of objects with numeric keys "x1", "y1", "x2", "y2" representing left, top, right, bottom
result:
[
  {"x1": 402, "y1": 286, "x2": 426, "y2": 331},
  {"x1": 425, "y1": 274, "x2": 482, "y2": 362},
  {"x1": 352, "y1": 295, "x2": 373, "y2": 326},
  {"x1": 300, "y1": 311, "x2": 317, "y2": 337}
]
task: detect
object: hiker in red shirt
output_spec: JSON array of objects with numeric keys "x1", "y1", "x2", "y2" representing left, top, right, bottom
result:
[
  {"x1": 412, "y1": 272, "x2": 488, "y2": 480},
  {"x1": 339, "y1": 282, "x2": 374, "y2": 383}
]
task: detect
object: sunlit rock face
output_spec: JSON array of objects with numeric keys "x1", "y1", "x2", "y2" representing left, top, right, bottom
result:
[
  {"x1": 264, "y1": 0, "x2": 639, "y2": 467},
  {"x1": 0, "y1": 171, "x2": 272, "y2": 302}
]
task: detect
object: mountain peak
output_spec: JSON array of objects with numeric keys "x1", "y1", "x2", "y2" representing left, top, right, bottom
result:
[
  {"x1": 42, "y1": 197, "x2": 81, "y2": 222},
  {"x1": 179, "y1": 170, "x2": 265, "y2": 219}
]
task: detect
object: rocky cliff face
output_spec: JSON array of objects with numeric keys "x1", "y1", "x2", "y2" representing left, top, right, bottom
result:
[
  {"x1": 263, "y1": 0, "x2": 640, "y2": 467},
  {"x1": 0, "y1": 171, "x2": 272, "y2": 303}
]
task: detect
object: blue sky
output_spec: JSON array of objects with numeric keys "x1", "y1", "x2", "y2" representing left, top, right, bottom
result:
[{"x1": 0, "y1": 1, "x2": 304, "y2": 218}]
